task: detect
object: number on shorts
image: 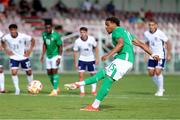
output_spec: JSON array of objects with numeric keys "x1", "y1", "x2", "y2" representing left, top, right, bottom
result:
[
  {"x1": 108, "y1": 63, "x2": 117, "y2": 78},
  {"x1": 25, "y1": 61, "x2": 31, "y2": 68},
  {"x1": 108, "y1": 63, "x2": 116, "y2": 71}
]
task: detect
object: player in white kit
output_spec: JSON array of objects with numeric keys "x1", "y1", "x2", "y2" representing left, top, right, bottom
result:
[
  {"x1": 144, "y1": 19, "x2": 171, "y2": 96},
  {"x1": 1, "y1": 24, "x2": 35, "y2": 95},
  {"x1": 73, "y1": 27, "x2": 99, "y2": 96},
  {"x1": 0, "y1": 31, "x2": 5, "y2": 93}
]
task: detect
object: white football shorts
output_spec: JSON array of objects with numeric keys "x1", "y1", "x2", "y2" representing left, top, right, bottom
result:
[
  {"x1": 105, "y1": 59, "x2": 133, "y2": 81},
  {"x1": 46, "y1": 56, "x2": 60, "y2": 69}
]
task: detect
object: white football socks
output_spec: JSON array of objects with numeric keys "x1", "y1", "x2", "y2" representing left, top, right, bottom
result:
[
  {"x1": 157, "y1": 73, "x2": 164, "y2": 91},
  {"x1": 12, "y1": 75, "x2": 20, "y2": 91},
  {"x1": 80, "y1": 86, "x2": 85, "y2": 93},
  {"x1": 92, "y1": 99, "x2": 101, "y2": 108},
  {"x1": 0, "y1": 72, "x2": 5, "y2": 91},
  {"x1": 152, "y1": 75, "x2": 158, "y2": 87},
  {"x1": 77, "y1": 78, "x2": 85, "y2": 93},
  {"x1": 76, "y1": 81, "x2": 85, "y2": 86},
  {"x1": 91, "y1": 83, "x2": 96, "y2": 93},
  {"x1": 27, "y1": 74, "x2": 33, "y2": 83}
]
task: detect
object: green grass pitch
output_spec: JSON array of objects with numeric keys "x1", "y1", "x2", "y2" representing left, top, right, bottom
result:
[{"x1": 0, "y1": 74, "x2": 180, "y2": 119}]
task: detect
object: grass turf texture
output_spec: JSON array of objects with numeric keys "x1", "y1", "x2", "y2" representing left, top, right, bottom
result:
[{"x1": 0, "y1": 74, "x2": 179, "y2": 119}]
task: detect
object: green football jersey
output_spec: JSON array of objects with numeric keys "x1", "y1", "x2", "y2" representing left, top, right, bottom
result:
[
  {"x1": 42, "y1": 31, "x2": 62, "y2": 59},
  {"x1": 112, "y1": 27, "x2": 135, "y2": 63}
]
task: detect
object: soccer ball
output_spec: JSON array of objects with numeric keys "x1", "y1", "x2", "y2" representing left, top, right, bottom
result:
[{"x1": 28, "y1": 80, "x2": 43, "y2": 94}]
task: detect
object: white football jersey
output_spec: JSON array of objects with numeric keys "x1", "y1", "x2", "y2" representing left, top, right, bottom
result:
[
  {"x1": 2, "y1": 32, "x2": 32, "y2": 60},
  {"x1": 0, "y1": 31, "x2": 2, "y2": 66},
  {"x1": 0, "y1": 31, "x2": 4, "y2": 48},
  {"x1": 0, "y1": 31, "x2": 3, "y2": 37},
  {"x1": 144, "y1": 29, "x2": 168, "y2": 59},
  {"x1": 73, "y1": 35, "x2": 97, "y2": 61}
]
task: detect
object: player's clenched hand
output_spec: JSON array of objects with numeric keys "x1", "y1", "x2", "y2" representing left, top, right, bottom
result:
[
  {"x1": 24, "y1": 50, "x2": 32, "y2": 57},
  {"x1": 101, "y1": 54, "x2": 109, "y2": 61},
  {"x1": 56, "y1": 58, "x2": 60, "y2": 65},
  {"x1": 40, "y1": 56, "x2": 44, "y2": 63},
  {"x1": 153, "y1": 55, "x2": 161, "y2": 61}
]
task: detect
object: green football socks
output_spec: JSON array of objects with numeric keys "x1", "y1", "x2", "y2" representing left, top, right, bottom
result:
[
  {"x1": 53, "y1": 74, "x2": 59, "y2": 90},
  {"x1": 96, "y1": 76, "x2": 114, "y2": 101},
  {"x1": 48, "y1": 74, "x2": 54, "y2": 86},
  {"x1": 85, "y1": 69, "x2": 106, "y2": 85}
]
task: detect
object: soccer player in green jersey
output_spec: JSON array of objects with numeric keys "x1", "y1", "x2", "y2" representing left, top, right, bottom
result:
[
  {"x1": 40, "y1": 22, "x2": 63, "y2": 96},
  {"x1": 65, "y1": 17, "x2": 160, "y2": 111}
]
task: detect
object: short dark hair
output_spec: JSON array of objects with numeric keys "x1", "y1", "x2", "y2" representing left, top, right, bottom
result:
[
  {"x1": 55, "y1": 25, "x2": 63, "y2": 30},
  {"x1": 45, "y1": 22, "x2": 52, "y2": 26},
  {"x1": 149, "y1": 19, "x2": 158, "y2": 24},
  {"x1": 9, "y1": 24, "x2": 18, "y2": 29},
  {"x1": 44, "y1": 18, "x2": 52, "y2": 26},
  {"x1": 106, "y1": 17, "x2": 120, "y2": 26},
  {"x1": 80, "y1": 27, "x2": 88, "y2": 31}
]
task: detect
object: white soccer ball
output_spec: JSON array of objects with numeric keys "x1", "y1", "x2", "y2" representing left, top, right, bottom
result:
[{"x1": 28, "y1": 80, "x2": 43, "y2": 94}]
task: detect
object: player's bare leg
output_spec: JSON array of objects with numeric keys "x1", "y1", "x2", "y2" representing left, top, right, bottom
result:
[{"x1": 26, "y1": 70, "x2": 33, "y2": 84}]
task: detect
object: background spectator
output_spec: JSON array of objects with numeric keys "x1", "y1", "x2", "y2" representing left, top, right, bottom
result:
[
  {"x1": 0, "y1": 0, "x2": 5, "y2": 13},
  {"x1": 19, "y1": 0, "x2": 30, "y2": 16},
  {"x1": 92, "y1": 0, "x2": 101, "y2": 14},
  {"x1": 55, "y1": 0, "x2": 68, "y2": 14},
  {"x1": 105, "y1": 0, "x2": 115, "y2": 16},
  {"x1": 32, "y1": 0, "x2": 46, "y2": 14},
  {"x1": 81, "y1": 0, "x2": 92, "y2": 14},
  {"x1": 145, "y1": 9, "x2": 154, "y2": 21}
]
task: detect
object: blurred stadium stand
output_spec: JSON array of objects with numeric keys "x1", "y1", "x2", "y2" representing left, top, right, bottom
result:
[{"x1": 0, "y1": 0, "x2": 180, "y2": 73}]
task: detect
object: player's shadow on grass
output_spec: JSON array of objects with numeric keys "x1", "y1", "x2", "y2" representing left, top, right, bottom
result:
[
  {"x1": 100, "y1": 105, "x2": 124, "y2": 111},
  {"x1": 62, "y1": 104, "x2": 123, "y2": 111},
  {"x1": 101, "y1": 105, "x2": 114, "y2": 109},
  {"x1": 4, "y1": 90, "x2": 13, "y2": 94}
]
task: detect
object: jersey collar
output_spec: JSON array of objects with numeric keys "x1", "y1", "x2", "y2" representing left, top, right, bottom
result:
[
  {"x1": 11, "y1": 32, "x2": 18, "y2": 38},
  {"x1": 149, "y1": 28, "x2": 158, "y2": 34}
]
